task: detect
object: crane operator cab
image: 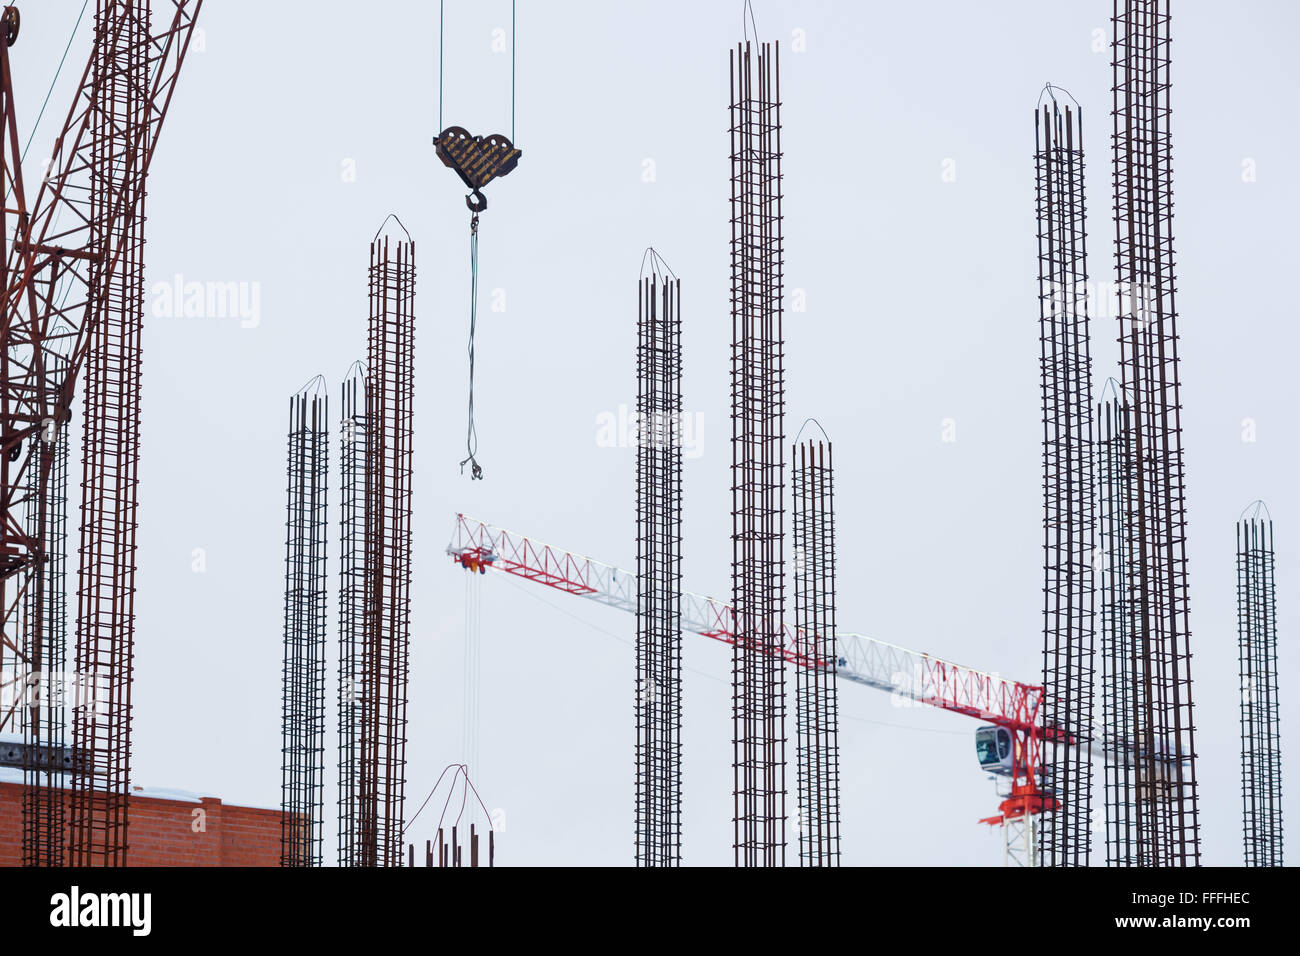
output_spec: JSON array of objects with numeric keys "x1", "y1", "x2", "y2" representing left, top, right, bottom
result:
[{"x1": 975, "y1": 725, "x2": 1014, "y2": 777}]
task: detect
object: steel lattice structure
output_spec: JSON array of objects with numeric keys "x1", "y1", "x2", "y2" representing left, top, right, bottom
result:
[
  {"x1": 337, "y1": 362, "x2": 367, "y2": 865},
  {"x1": 448, "y1": 513, "x2": 1044, "y2": 749},
  {"x1": 634, "y1": 264, "x2": 683, "y2": 866},
  {"x1": 729, "y1": 38, "x2": 786, "y2": 867},
  {"x1": 792, "y1": 439, "x2": 840, "y2": 867},
  {"x1": 357, "y1": 226, "x2": 415, "y2": 867},
  {"x1": 1035, "y1": 97, "x2": 1096, "y2": 867},
  {"x1": 0, "y1": 0, "x2": 201, "y2": 867},
  {"x1": 1110, "y1": 0, "x2": 1200, "y2": 865},
  {"x1": 1237, "y1": 507, "x2": 1282, "y2": 867},
  {"x1": 281, "y1": 383, "x2": 328, "y2": 867},
  {"x1": 449, "y1": 514, "x2": 1057, "y2": 865}
]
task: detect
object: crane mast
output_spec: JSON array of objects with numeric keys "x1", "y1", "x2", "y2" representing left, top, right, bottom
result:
[{"x1": 0, "y1": 0, "x2": 202, "y2": 866}]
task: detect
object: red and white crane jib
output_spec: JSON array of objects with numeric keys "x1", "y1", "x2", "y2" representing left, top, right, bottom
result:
[{"x1": 446, "y1": 513, "x2": 1042, "y2": 736}]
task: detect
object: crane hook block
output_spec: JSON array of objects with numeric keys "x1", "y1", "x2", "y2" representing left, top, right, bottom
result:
[{"x1": 434, "y1": 126, "x2": 521, "y2": 213}]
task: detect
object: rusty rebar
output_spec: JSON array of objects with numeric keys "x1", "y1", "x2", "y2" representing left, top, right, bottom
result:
[{"x1": 730, "y1": 38, "x2": 787, "y2": 867}]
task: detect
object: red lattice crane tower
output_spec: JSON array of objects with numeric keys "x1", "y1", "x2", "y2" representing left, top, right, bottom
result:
[{"x1": 0, "y1": 0, "x2": 202, "y2": 866}]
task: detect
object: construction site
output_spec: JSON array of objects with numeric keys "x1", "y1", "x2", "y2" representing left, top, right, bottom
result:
[{"x1": 0, "y1": 0, "x2": 1293, "y2": 873}]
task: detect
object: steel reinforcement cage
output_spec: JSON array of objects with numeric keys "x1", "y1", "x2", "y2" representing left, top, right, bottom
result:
[
  {"x1": 281, "y1": 385, "x2": 328, "y2": 867},
  {"x1": 729, "y1": 38, "x2": 787, "y2": 868},
  {"x1": 1237, "y1": 510, "x2": 1282, "y2": 867},
  {"x1": 21, "y1": 348, "x2": 72, "y2": 868},
  {"x1": 1097, "y1": 392, "x2": 1146, "y2": 867},
  {"x1": 635, "y1": 269, "x2": 683, "y2": 867},
  {"x1": 1110, "y1": 0, "x2": 1200, "y2": 866},
  {"x1": 70, "y1": 0, "x2": 153, "y2": 868},
  {"x1": 792, "y1": 439, "x2": 840, "y2": 867},
  {"x1": 337, "y1": 364, "x2": 368, "y2": 865},
  {"x1": 357, "y1": 229, "x2": 415, "y2": 867},
  {"x1": 1035, "y1": 97, "x2": 1097, "y2": 868}
]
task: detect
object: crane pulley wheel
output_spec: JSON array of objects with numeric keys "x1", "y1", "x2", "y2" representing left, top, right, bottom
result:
[{"x1": 3, "y1": 7, "x2": 19, "y2": 47}]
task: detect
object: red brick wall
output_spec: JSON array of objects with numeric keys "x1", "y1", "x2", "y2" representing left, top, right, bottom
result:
[{"x1": 0, "y1": 782, "x2": 286, "y2": 866}]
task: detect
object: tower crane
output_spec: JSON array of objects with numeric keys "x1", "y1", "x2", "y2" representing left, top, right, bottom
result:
[
  {"x1": 446, "y1": 514, "x2": 1056, "y2": 865},
  {"x1": 1, "y1": 0, "x2": 204, "y2": 865}
]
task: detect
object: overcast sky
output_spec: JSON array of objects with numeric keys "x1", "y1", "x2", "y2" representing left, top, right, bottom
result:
[{"x1": 11, "y1": 0, "x2": 1297, "y2": 865}]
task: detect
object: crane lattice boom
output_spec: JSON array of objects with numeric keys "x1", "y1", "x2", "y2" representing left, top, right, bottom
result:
[{"x1": 447, "y1": 514, "x2": 1042, "y2": 734}]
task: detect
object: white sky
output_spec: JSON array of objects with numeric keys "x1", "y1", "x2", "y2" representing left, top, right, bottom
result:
[{"x1": 9, "y1": 0, "x2": 1296, "y2": 865}]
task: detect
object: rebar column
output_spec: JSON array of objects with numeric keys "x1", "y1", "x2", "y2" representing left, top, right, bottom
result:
[
  {"x1": 21, "y1": 345, "x2": 72, "y2": 868},
  {"x1": 792, "y1": 438, "x2": 840, "y2": 867},
  {"x1": 358, "y1": 225, "x2": 416, "y2": 867},
  {"x1": 1111, "y1": 0, "x2": 1200, "y2": 865},
  {"x1": 729, "y1": 38, "x2": 786, "y2": 867},
  {"x1": 1097, "y1": 388, "x2": 1145, "y2": 867},
  {"x1": 337, "y1": 362, "x2": 367, "y2": 866},
  {"x1": 70, "y1": 0, "x2": 152, "y2": 867},
  {"x1": 635, "y1": 261, "x2": 683, "y2": 866},
  {"x1": 1237, "y1": 505, "x2": 1282, "y2": 867},
  {"x1": 280, "y1": 383, "x2": 328, "y2": 867},
  {"x1": 1035, "y1": 95, "x2": 1096, "y2": 867}
]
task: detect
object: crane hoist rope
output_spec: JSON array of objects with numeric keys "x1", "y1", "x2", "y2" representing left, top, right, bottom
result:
[
  {"x1": 435, "y1": 0, "x2": 522, "y2": 481},
  {"x1": 2, "y1": 0, "x2": 90, "y2": 208}
]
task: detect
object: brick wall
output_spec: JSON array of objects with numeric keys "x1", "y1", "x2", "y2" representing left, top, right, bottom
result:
[{"x1": 0, "y1": 782, "x2": 286, "y2": 866}]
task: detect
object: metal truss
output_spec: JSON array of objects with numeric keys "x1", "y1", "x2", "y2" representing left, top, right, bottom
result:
[
  {"x1": 1003, "y1": 814, "x2": 1039, "y2": 868},
  {"x1": 0, "y1": 0, "x2": 201, "y2": 868},
  {"x1": 447, "y1": 514, "x2": 1043, "y2": 735}
]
